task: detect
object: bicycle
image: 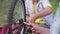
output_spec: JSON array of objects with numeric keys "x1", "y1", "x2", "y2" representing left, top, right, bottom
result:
[{"x1": 1, "y1": 0, "x2": 28, "y2": 34}]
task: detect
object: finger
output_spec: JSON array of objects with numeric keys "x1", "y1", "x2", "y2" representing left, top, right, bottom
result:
[
  {"x1": 32, "y1": 29, "x2": 35, "y2": 32},
  {"x1": 27, "y1": 27, "x2": 30, "y2": 29},
  {"x1": 30, "y1": 27, "x2": 34, "y2": 30},
  {"x1": 31, "y1": 28, "x2": 36, "y2": 33},
  {"x1": 35, "y1": 31, "x2": 40, "y2": 34},
  {"x1": 26, "y1": 25, "x2": 31, "y2": 29},
  {"x1": 13, "y1": 29, "x2": 18, "y2": 34},
  {"x1": 32, "y1": 33, "x2": 36, "y2": 34},
  {"x1": 29, "y1": 21, "x2": 34, "y2": 23},
  {"x1": 29, "y1": 19, "x2": 34, "y2": 23}
]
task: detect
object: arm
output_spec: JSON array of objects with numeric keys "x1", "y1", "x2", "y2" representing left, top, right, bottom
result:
[
  {"x1": 30, "y1": 23, "x2": 50, "y2": 34},
  {"x1": 30, "y1": 6, "x2": 51, "y2": 34},
  {"x1": 29, "y1": 0, "x2": 52, "y2": 22},
  {"x1": 35, "y1": 24, "x2": 50, "y2": 34},
  {"x1": 33, "y1": 6, "x2": 52, "y2": 19}
]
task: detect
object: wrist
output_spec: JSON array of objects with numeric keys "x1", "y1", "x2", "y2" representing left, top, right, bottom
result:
[{"x1": 33, "y1": 14, "x2": 38, "y2": 20}]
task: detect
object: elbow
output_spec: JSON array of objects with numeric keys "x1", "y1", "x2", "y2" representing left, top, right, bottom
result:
[
  {"x1": 49, "y1": 9, "x2": 52, "y2": 14},
  {"x1": 49, "y1": 7, "x2": 52, "y2": 14},
  {"x1": 46, "y1": 6, "x2": 52, "y2": 14}
]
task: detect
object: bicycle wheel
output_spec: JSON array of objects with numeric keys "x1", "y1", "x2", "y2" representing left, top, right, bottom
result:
[{"x1": 1, "y1": 0, "x2": 26, "y2": 34}]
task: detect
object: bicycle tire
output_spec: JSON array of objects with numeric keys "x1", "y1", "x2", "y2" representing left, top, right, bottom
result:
[
  {"x1": 7, "y1": 0, "x2": 18, "y2": 23},
  {"x1": 1, "y1": 0, "x2": 26, "y2": 34}
]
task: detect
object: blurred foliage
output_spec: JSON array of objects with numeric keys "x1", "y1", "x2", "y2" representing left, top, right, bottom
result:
[
  {"x1": 0, "y1": 0, "x2": 3, "y2": 2},
  {"x1": 51, "y1": 0, "x2": 59, "y2": 15}
]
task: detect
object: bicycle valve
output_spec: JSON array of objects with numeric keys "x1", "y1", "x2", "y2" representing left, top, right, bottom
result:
[
  {"x1": 23, "y1": 22, "x2": 33, "y2": 28},
  {"x1": 23, "y1": 22, "x2": 31, "y2": 26}
]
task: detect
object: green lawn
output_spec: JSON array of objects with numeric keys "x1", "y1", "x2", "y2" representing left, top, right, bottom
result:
[
  {"x1": 0, "y1": 0, "x2": 11, "y2": 27},
  {"x1": 0, "y1": 0, "x2": 59, "y2": 27},
  {"x1": 0, "y1": 0, "x2": 24, "y2": 27},
  {"x1": 51, "y1": 0, "x2": 59, "y2": 15}
]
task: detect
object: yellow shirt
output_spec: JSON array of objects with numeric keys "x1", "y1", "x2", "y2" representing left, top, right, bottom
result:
[{"x1": 33, "y1": 4, "x2": 45, "y2": 24}]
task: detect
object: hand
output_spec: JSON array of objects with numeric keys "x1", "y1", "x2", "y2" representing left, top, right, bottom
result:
[
  {"x1": 29, "y1": 15, "x2": 36, "y2": 23},
  {"x1": 26, "y1": 25, "x2": 41, "y2": 34},
  {"x1": 27, "y1": 23, "x2": 41, "y2": 34},
  {"x1": 27, "y1": 22, "x2": 50, "y2": 34},
  {"x1": 29, "y1": 22, "x2": 40, "y2": 30},
  {"x1": 30, "y1": 27, "x2": 40, "y2": 34},
  {"x1": 26, "y1": 17, "x2": 29, "y2": 23}
]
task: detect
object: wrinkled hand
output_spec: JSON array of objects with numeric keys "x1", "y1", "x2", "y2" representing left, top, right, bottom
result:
[
  {"x1": 26, "y1": 25, "x2": 40, "y2": 34},
  {"x1": 26, "y1": 23, "x2": 41, "y2": 34},
  {"x1": 30, "y1": 27, "x2": 41, "y2": 34}
]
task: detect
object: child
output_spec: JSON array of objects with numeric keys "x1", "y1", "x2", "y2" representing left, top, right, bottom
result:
[{"x1": 25, "y1": 0, "x2": 53, "y2": 28}]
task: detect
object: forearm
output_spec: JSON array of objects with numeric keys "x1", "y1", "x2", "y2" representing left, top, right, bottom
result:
[
  {"x1": 33, "y1": 23, "x2": 50, "y2": 34},
  {"x1": 33, "y1": 6, "x2": 52, "y2": 19},
  {"x1": 37, "y1": 25, "x2": 50, "y2": 34},
  {"x1": 31, "y1": 23, "x2": 50, "y2": 34}
]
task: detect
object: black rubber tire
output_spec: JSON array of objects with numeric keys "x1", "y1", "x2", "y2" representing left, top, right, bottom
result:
[
  {"x1": 7, "y1": 0, "x2": 26, "y2": 34},
  {"x1": 7, "y1": 0, "x2": 19, "y2": 23}
]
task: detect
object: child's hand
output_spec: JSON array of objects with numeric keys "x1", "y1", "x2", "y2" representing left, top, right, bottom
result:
[
  {"x1": 26, "y1": 17, "x2": 29, "y2": 23},
  {"x1": 29, "y1": 15, "x2": 36, "y2": 23}
]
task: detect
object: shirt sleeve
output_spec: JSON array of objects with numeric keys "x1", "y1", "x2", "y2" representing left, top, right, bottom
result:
[
  {"x1": 42, "y1": 0, "x2": 52, "y2": 8},
  {"x1": 25, "y1": 0, "x2": 29, "y2": 14}
]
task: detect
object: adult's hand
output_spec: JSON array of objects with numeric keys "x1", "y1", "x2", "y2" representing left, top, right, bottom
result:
[{"x1": 28, "y1": 23, "x2": 50, "y2": 34}]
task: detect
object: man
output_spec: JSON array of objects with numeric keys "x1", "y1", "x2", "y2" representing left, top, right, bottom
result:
[
  {"x1": 25, "y1": 0, "x2": 53, "y2": 34},
  {"x1": 50, "y1": 0, "x2": 60, "y2": 34}
]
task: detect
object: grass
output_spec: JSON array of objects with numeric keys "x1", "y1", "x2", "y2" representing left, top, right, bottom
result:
[
  {"x1": 0, "y1": 0, "x2": 12, "y2": 27},
  {"x1": 0, "y1": 0, "x2": 59, "y2": 27},
  {"x1": 0, "y1": 0, "x2": 24, "y2": 27},
  {"x1": 51, "y1": 0, "x2": 59, "y2": 15}
]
